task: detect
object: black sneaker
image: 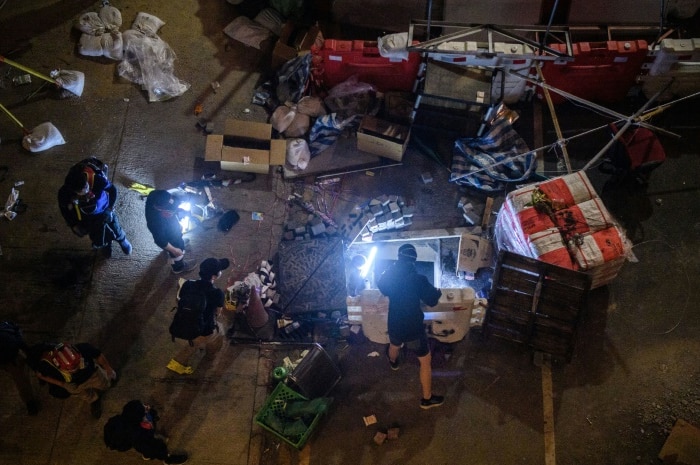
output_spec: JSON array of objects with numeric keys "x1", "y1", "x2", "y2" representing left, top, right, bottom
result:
[
  {"x1": 420, "y1": 395, "x2": 444, "y2": 410},
  {"x1": 98, "y1": 244, "x2": 112, "y2": 258},
  {"x1": 171, "y1": 260, "x2": 196, "y2": 274},
  {"x1": 90, "y1": 397, "x2": 103, "y2": 419},
  {"x1": 386, "y1": 346, "x2": 399, "y2": 371},
  {"x1": 163, "y1": 453, "x2": 188, "y2": 464}
]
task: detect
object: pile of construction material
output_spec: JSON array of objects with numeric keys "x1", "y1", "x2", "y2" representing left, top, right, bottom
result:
[
  {"x1": 339, "y1": 194, "x2": 415, "y2": 243},
  {"x1": 495, "y1": 171, "x2": 632, "y2": 288}
]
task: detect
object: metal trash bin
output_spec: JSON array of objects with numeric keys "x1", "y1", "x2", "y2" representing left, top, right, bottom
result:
[{"x1": 287, "y1": 343, "x2": 341, "y2": 399}]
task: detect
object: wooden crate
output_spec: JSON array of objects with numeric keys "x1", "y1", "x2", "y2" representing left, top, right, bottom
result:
[{"x1": 483, "y1": 251, "x2": 591, "y2": 361}]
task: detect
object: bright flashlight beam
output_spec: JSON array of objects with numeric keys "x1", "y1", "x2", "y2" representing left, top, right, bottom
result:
[
  {"x1": 178, "y1": 202, "x2": 191, "y2": 212},
  {"x1": 360, "y1": 246, "x2": 377, "y2": 278}
]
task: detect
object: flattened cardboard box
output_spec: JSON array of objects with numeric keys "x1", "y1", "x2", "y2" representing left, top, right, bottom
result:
[
  {"x1": 356, "y1": 115, "x2": 410, "y2": 161},
  {"x1": 205, "y1": 120, "x2": 286, "y2": 174}
]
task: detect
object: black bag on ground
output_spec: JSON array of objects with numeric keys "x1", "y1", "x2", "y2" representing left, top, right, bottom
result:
[
  {"x1": 169, "y1": 280, "x2": 207, "y2": 346},
  {"x1": 0, "y1": 321, "x2": 25, "y2": 364},
  {"x1": 104, "y1": 414, "x2": 133, "y2": 451}
]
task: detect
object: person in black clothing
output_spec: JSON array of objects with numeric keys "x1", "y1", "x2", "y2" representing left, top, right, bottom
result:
[
  {"x1": 115, "y1": 400, "x2": 188, "y2": 464},
  {"x1": 166, "y1": 258, "x2": 229, "y2": 375},
  {"x1": 29, "y1": 342, "x2": 117, "y2": 418},
  {"x1": 0, "y1": 322, "x2": 39, "y2": 415},
  {"x1": 377, "y1": 243, "x2": 445, "y2": 410},
  {"x1": 145, "y1": 190, "x2": 195, "y2": 274},
  {"x1": 57, "y1": 157, "x2": 132, "y2": 258}
]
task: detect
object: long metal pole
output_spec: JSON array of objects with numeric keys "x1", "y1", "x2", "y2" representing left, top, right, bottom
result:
[
  {"x1": 508, "y1": 70, "x2": 679, "y2": 138},
  {"x1": 581, "y1": 85, "x2": 667, "y2": 171}
]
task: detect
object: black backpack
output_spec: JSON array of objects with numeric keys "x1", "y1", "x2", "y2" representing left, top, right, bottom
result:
[
  {"x1": 0, "y1": 321, "x2": 26, "y2": 364},
  {"x1": 169, "y1": 280, "x2": 207, "y2": 346},
  {"x1": 104, "y1": 414, "x2": 133, "y2": 451}
]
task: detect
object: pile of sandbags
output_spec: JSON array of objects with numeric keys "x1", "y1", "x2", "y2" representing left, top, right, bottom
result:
[{"x1": 495, "y1": 171, "x2": 632, "y2": 288}]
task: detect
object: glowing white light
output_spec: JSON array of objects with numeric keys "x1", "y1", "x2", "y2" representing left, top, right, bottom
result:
[
  {"x1": 178, "y1": 202, "x2": 191, "y2": 212},
  {"x1": 360, "y1": 246, "x2": 377, "y2": 278},
  {"x1": 179, "y1": 216, "x2": 191, "y2": 233}
]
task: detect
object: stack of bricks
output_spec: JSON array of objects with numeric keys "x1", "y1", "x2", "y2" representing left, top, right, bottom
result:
[
  {"x1": 458, "y1": 196, "x2": 483, "y2": 226},
  {"x1": 340, "y1": 194, "x2": 415, "y2": 243}
]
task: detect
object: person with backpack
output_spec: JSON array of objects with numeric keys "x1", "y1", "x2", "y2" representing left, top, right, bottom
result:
[
  {"x1": 103, "y1": 399, "x2": 188, "y2": 464},
  {"x1": 145, "y1": 190, "x2": 195, "y2": 274},
  {"x1": 28, "y1": 341, "x2": 117, "y2": 418},
  {"x1": 0, "y1": 321, "x2": 40, "y2": 416},
  {"x1": 57, "y1": 157, "x2": 132, "y2": 258},
  {"x1": 167, "y1": 258, "x2": 229, "y2": 375}
]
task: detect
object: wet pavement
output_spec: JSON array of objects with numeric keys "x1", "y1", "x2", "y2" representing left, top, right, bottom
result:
[{"x1": 1, "y1": 1, "x2": 700, "y2": 465}]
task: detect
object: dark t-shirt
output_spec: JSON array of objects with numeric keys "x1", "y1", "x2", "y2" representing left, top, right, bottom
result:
[
  {"x1": 186, "y1": 279, "x2": 225, "y2": 336},
  {"x1": 36, "y1": 342, "x2": 101, "y2": 385},
  {"x1": 377, "y1": 260, "x2": 442, "y2": 341},
  {"x1": 145, "y1": 200, "x2": 184, "y2": 250}
]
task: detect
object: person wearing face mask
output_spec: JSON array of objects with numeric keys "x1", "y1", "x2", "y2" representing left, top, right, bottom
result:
[
  {"x1": 57, "y1": 157, "x2": 132, "y2": 258},
  {"x1": 145, "y1": 190, "x2": 195, "y2": 274}
]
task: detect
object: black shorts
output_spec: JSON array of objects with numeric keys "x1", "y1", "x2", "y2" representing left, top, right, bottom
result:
[{"x1": 389, "y1": 332, "x2": 430, "y2": 358}]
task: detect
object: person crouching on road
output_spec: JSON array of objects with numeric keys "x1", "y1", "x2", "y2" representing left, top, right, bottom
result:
[
  {"x1": 377, "y1": 243, "x2": 445, "y2": 410},
  {"x1": 28, "y1": 341, "x2": 117, "y2": 418},
  {"x1": 167, "y1": 258, "x2": 229, "y2": 375},
  {"x1": 57, "y1": 157, "x2": 132, "y2": 258},
  {"x1": 106, "y1": 400, "x2": 188, "y2": 464},
  {"x1": 145, "y1": 190, "x2": 195, "y2": 274}
]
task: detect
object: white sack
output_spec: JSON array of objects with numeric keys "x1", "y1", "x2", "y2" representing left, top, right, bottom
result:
[
  {"x1": 132, "y1": 12, "x2": 165, "y2": 36},
  {"x1": 286, "y1": 138, "x2": 310, "y2": 170},
  {"x1": 22, "y1": 122, "x2": 65, "y2": 152},
  {"x1": 78, "y1": 33, "x2": 104, "y2": 57},
  {"x1": 101, "y1": 31, "x2": 124, "y2": 60},
  {"x1": 76, "y1": 12, "x2": 105, "y2": 35},
  {"x1": 99, "y1": 4, "x2": 123, "y2": 31},
  {"x1": 378, "y1": 32, "x2": 410, "y2": 61}
]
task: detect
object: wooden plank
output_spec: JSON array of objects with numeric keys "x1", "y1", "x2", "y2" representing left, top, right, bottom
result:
[{"x1": 542, "y1": 357, "x2": 556, "y2": 465}]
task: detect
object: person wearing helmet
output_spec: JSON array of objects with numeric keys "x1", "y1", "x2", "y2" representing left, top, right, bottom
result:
[
  {"x1": 57, "y1": 157, "x2": 132, "y2": 258},
  {"x1": 377, "y1": 243, "x2": 445, "y2": 409},
  {"x1": 28, "y1": 342, "x2": 117, "y2": 419}
]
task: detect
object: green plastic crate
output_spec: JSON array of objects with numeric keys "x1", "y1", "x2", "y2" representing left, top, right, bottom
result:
[{"x1": 254, "y1": 382, "x2": 326, "y2": 450}]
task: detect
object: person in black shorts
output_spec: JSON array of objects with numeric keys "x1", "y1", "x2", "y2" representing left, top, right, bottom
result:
[{"x1": 377, "y1": 243, "x2": 444, "y2": 409}]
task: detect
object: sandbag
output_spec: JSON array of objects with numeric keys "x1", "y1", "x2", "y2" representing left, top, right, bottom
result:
[
  {"x1": 284, "y1": 112, "x2": 310, "y2": 138},
  {"x1": 76, "y1": 12, "x2": 105, "y2": 35},
  {"x1": 271, "y1": 105, "x2": 296, "y2": 133},
  {"x1": 22, "y1": 122, "x2": 66, "y2": 152},
  {"x1": 378, "y1": 32, "x2": 410, "y2": 61},
  {"x1": 78, "y1": 33, "x2": 104, "y2": 57},
  {"x1": 286, "y1": 138, "x2": 310, "y2": 170},
  {"x1": 101, "y1": 31, "x2": 124, "y2": 60},
  {"x1": 132, "y1": 12, "x2": 165, "y2": 36},
  {"x1": 296, "y1": 96, "x2": 326, "y2": 117},
  {"x1": 99, "y1": 3, "x2": 123, "y2": 31}
]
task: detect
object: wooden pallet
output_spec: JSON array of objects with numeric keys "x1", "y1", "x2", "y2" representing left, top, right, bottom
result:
[{"x1": 483, "y1": 251, "x2": 591, "y2": 361}]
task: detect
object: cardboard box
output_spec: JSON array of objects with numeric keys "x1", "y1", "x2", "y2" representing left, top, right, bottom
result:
[
  {"x1": 356, "y1": 115, "x2": 411, "y2": 161},
  {"x1": 457, "y1": 233, "x2": 494, "y2": 273},
  {"x1": 272, "y1": 22, "x2": 323, "y2": 70},
  {"x1": 205, "y1": 120, "x2": 286, "y2": 174}
]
